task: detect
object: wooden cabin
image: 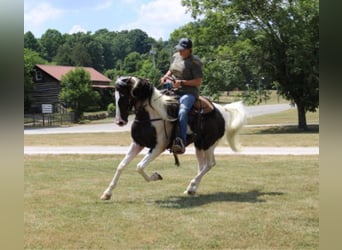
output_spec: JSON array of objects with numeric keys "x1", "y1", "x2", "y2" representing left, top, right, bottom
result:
[{"x1": 31, "y1": 64, "x2": 114, "y2": 113}]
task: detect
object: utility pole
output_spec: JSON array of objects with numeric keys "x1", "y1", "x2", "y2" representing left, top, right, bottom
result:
[{"x1": 150, "y1": 46, "x2": 156, "y2": 69}]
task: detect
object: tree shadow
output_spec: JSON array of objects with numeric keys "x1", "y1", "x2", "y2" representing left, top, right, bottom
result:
[
  {"x1": 251, "y1": 124, "x2": 319, "y2": 134},
  {"x1": 155, "y1": 190, "x2": 284, "y2": 209}
]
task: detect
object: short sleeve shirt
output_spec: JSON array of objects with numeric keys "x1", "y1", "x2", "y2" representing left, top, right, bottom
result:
[{"x1": 169, "y1": 53, "x2": 203, "y2": 97}]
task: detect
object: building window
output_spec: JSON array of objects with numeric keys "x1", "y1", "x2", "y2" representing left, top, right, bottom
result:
[{"x1": 35, "y1": 70, "x2": 43, "y2": 81}]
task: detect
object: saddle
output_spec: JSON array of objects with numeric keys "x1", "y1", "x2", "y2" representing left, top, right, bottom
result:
[
  {"x1": 192, "y1": 96, "x2": 215, "y2": 114},
  {"x1": 164, "y1": 91, "x2": 215, "y2": 119},
  {"x1": 163, "y1": 92, "x2": 216, "y2": 165},
  {"x1": 165, "y1": 93, "x2": 215, "y2": 143}
]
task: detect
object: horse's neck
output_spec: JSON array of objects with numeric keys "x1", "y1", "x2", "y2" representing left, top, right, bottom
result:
[
  {"x1": 147, "y1": 89, "x2": 176, "y2": 121},
  {"x1": 143, "y1": 103, "x2": 162, "y2": 120}
]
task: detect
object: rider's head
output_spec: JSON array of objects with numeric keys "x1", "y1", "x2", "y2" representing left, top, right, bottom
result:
[{"x1": 175, "y1": 38, "x2": 192, "y2": 59}]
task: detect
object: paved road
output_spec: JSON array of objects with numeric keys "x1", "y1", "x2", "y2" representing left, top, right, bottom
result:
[
  {"x1": 24, "y1": 103, "x2": 318, "y2": 156},
  {"x1": 24, "y1": 145, "x2": 318, "y2": 155},
  {"x1": 24, "y1": 103, "x2": 293, "y2": 135}
]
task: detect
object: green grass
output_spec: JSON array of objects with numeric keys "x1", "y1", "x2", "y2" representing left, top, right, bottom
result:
[
  {"x1": 24, "y1": 106, "x2": 319, "y2": 249},
  {"x1": 25, "y1": 154, "x2": 318, "y2": 249},
  {"x1": 216, "y1": 90, "x2": 289, "y2": 105},
  {"x1": 247, "y1": 108, "x2": 319, "y2": 125}
]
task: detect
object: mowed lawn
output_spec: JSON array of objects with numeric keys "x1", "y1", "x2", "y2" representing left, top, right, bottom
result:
[
  {"x1": 25, "y1": 154, "x2": 318, "y2": 249},
  {"x1": 24, "y1": 108, "x2": 319, "y2": 249}
]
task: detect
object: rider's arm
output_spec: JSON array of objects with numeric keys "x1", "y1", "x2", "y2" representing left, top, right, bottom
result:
[
  {"x1": 161, "y1": 70, "x2": 173, "y2": 83},
  {"x1": 174, "y1": 78, "x2": 202, "y2": 88}
]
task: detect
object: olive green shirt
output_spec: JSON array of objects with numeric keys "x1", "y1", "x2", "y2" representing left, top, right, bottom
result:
[{"x1": 169, "y1": 53, "x2": 203, "y2": 98}]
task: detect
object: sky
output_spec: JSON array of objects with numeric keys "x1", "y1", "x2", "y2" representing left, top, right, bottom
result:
[{"x1": 24, "y1": 0, "x2": 194, "y2": 40}]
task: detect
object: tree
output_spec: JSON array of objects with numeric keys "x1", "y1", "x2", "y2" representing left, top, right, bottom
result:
[
  {"x1": 24, "y1": 31, "x2": 40, "y2": 52},
  {"x1": 93, "y1": 29, "x2": 117, "y2": 70},
  {"x1": 85, "y1": 39, "x2": 104, "y2": 72},
  {"x1": 40, "y1": 29, "x2": 64, "y2": 61},
  {"x1": 24, "y1": 48, "x2": 47, "y2": 113},
  {"x1": 126, "y1": 29, "x2": 152, "y2": 54},
  {"x1": 71, "y1": 44, "x2": 92, "y2": 67},
  {"x1": 123, "y1": 52, "x2": 142, "y2": 74},
  {"x1": 59, "y1": 67, "x2": 100, "y2": 122},
  {"x1": 182, "y1": 0, "x2": 319, "y2": 129},
  {"x1": 54, "y1": 43, "x2": 73, "y2": 65}
]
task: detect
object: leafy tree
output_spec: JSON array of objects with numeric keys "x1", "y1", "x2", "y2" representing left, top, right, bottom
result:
[
  {"x1": 85, "y1": 39, "x2": 104, "y2": 71},
  {"x1": 71, "y1": 43, "x2": 92, "y2": 67},
  {"x1": 24, "y1": 48, "x2": 47, "y2": 112},
  {"x1": 40, "y1": 29, "x2": 64, "y2": 61},
  {"x1": 123, "y1": 52, "x2": 142, "y2": 74},
  {"x1": 156, "y1": 46, "x2": 173, "y2": 76},
  {"x1": 59, "y1": 67, "x2": 100, "y2": 122},
  {"x1": 54, "y1": 43, "x2": 73, "y2": 65},
  {"x1": 24, "y1": 31, "x2": 40, "y2": 52},
  {"x1": 182, "y1": 0, "x2": 319, "y2": 129},
  {"x1": 93, "y1": 29, "x2": 117, "y2": 70},
  {"x1": 138, "y1": 59, "x2": 162, "y2": 85},
  {"x1": 126, "y1": 29, "x2": 152, "y2": 54}
]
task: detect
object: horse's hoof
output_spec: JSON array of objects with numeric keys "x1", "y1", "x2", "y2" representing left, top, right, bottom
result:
[
  {"x1": 100, "y1": 193, "x2": 112, "y2": 200},
  {"x1": 151, "y1": 172, "x2": 163, "y2": 181},
  {"x1": 184, "y1": 190, "x2": 196, "y2": 195}
]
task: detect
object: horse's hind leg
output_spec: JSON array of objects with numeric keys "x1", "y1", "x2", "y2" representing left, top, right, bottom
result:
[
  {"x1": 196, "y1": 149, "x2": 206, "y2": 173},
  {"x1": 101, "y1": 143, "x2": 144, "y2": 200},
  {"x1": 185, "y1": 146, "x2": 216, "y2": 195}
]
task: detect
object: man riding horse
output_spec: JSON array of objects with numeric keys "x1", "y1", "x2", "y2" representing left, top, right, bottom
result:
[{"x1": 160, "y1": 38, "x2": 203, "y2": 154}]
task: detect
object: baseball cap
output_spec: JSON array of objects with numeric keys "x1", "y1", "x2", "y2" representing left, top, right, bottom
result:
[{"x1": 175, "y1": 38, "x2": 192, "y2": 50}]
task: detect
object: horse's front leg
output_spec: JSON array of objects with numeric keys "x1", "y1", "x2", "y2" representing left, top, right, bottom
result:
[
  {"x1": 100, "y1": 142, "x2": 144, "y2": 200},
  {"x1": 136, "y1": 146, "x2": 165, "y2": 182}
]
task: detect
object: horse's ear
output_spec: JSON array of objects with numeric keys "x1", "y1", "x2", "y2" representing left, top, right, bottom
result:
[{"x1": 115, "y1": 76, "x2": 127, "y2": 86}]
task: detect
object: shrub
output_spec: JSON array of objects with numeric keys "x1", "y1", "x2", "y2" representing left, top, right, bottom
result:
[{"x1": 107, "y1": 103, "x2": 116, "y2": 116}]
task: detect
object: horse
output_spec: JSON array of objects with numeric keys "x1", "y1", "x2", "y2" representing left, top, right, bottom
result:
[{"x1": 100, "y1": 76, "x2": 247, "y2": 200}]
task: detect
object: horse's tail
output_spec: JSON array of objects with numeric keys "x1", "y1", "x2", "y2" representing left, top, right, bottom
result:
[{"x1": 223, "y1": 101, "x2": 247, "y2": 152}]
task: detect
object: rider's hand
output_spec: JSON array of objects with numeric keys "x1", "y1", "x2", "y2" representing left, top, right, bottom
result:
[
  {"x1": 174, "y1": 80, "x2": 183, "y2": 88},
  {"x1": 160, "y1": 76, "x2": 167, "y2": 84}
]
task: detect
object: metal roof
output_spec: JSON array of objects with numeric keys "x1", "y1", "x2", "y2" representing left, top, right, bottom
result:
[{"x1": 35, "y1": 64, "x2": 112, "y2": 83}]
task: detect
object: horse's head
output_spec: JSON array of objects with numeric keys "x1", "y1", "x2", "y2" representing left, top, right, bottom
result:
[{"x1": 114, "y1": 76, "x2": 154, "y2": 126}]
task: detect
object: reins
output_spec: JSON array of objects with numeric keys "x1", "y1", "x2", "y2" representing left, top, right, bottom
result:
[{"x1": 133, "y1": 118, "x2": 163, "y2": 123}]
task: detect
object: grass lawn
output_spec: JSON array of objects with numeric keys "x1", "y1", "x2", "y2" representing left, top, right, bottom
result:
[
  {"x1": 25, "y1": 154, "x2": 318, "y2": 249},
  {"x1": 24, "y1": 106, "x2": 319, "y2": 249}
]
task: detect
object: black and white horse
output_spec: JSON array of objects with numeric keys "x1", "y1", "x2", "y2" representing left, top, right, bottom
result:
[{"x1": 100, "y1": 76, "x2": 247, "y2": 200}]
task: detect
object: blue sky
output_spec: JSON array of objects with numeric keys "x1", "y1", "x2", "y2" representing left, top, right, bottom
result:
[{"x1": 24, "y1": 0, "x2": 194, "y2": 40}]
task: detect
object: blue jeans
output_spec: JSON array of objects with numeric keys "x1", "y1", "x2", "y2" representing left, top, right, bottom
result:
[{"x1": 178, "y1": 94, "x2": 196, "y2": 145}]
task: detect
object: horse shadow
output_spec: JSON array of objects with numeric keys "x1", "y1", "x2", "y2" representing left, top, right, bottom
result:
[{"x1": 155, "y1": 190, "x2": 284, "y2": 209}]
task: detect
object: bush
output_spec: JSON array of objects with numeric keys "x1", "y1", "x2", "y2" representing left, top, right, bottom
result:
[{"x1": 107, "y1": 103, "x2": 116, "y2": 116}]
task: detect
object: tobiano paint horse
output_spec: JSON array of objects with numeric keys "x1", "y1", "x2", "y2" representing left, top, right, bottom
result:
[{"x1": 100, "y1": 76, "x2": 247, "y2": 200}]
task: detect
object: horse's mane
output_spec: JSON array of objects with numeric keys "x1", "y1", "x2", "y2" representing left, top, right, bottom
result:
[
  {"x1": 132, "y1": 77, "x2": 178, "y2": 121},
  {"x1": 151, "y1": 88, "x2": 179, "y2": 121}
]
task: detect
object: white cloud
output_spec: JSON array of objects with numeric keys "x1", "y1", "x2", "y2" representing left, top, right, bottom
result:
[
  {"x1": 24, "y1": 2, "x2": 64, "y2": 27},
  {"x1": 95, "y1": 0, "x2": 113, "y2": 10},
  {"x1": 24, "y1": 2, "x2": 65, "y2": 36},
  {"x1": 68, "y1": 25, "x2": 87, "y2": 34},
  {"x1": 119, "y1": 0, "x2": 193, "y2": 40}
]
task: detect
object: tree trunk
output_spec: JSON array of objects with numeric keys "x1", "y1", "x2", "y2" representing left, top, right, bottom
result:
[{"x1": 296, "y1": 103, "x2": 308, "y2": 130}]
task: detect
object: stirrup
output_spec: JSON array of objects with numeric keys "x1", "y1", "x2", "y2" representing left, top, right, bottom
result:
[{"x1": 172, "y1": 137, "x2": 185, "y2": 154}]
